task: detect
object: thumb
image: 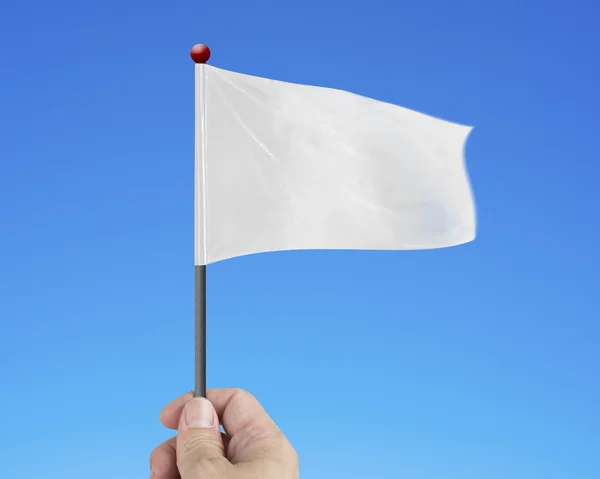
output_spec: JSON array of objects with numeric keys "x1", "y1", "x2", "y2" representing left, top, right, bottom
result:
[{"x1": 176, "y1": 397, "x2": 230, "y2": 478}]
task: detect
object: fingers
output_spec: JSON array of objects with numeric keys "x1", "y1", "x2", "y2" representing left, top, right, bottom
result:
[
  {"x1": 160, "y1": 391, "x2": 194, "y2": 429},
  {"x1": 162, "y1": 389, "x2": 296, "y2": 466},
  {"x1": 176, "y1": 397, "x2": 232, "y2": 479},
  {"x1": 149, "y1": 437, "x2": 178, "y2": 479},
  {"x1": 161, "y1": 389, "x2": 279, "y2": 437},
  {"x1": 207, "y1": 388, "x2": 280, "y2": 439},
  {"x1": 149, "y1": 434, "x2": 231, "y2": 478}
]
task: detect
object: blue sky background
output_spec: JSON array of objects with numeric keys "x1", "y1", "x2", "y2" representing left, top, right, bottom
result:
[{"x1": 1, "y1": 0, "x2": 599, "y2": 477}]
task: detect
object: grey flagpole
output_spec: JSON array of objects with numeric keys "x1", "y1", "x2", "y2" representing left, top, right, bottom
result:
[
  {"x1": 191, "y1": 44, "x2": 211, "y2": 398},
  {"x1": 195, "y1": 265, "x2": 206, "y2": 398}
]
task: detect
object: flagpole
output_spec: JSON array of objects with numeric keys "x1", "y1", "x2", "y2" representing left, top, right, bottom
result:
[
  {"x1": 195, "y1": 265, "x2": 206, "y2": 397},
  {"x1": 191, "y1": 44, "x2": 211, "y2": 398}
]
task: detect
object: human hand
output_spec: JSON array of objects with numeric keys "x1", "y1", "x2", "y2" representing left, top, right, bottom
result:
[{"x1": 150, "y1": 389, "x2": 299, "y2": 479}]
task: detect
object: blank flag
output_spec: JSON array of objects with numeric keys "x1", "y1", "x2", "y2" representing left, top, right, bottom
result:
[{"x1": 195, "y1": 64, "x2": 475, "y2": 265}]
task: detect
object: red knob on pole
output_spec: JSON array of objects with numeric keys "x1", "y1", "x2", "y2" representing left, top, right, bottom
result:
[{"x1": 190, "y1": 44, "x2": 211, "y2": 64}]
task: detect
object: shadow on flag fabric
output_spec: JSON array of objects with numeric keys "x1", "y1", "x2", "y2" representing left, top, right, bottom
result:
[{"x1": 195, "y1": 64, "x2": 476, "y2": 265}]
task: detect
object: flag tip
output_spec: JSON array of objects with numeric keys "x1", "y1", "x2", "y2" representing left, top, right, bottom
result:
[{"x1": 191, "y1": 44, "x2": 211, "y2": 64}]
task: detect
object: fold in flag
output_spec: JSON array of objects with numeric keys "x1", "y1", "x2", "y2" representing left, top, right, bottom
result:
[{"x1": 195, "y1": 64, "x2": 475, "y2": 265}]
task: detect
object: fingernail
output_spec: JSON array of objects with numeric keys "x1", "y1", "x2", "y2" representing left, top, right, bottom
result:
[{"x1": 184, "y1": 398, "x2": 215, "y2": 428}]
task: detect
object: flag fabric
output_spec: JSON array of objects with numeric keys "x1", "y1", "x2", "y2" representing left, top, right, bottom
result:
[{"x1": 194, "y1": 64, "x2": 475, "y2": 265}]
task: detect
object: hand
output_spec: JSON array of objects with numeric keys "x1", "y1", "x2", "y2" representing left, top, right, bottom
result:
[{"x1": 150, "y1": 389, "x2": 299, "y2": 479}]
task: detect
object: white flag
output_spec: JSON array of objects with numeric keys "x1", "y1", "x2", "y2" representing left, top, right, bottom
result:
[{"x1": 195, "y1": 64, "x2": 475, "y2": 265}]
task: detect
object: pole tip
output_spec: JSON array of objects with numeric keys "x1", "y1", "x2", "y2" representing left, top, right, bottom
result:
[{"x1": 191, "y1": 44, "x2": 211, "y2": 64}]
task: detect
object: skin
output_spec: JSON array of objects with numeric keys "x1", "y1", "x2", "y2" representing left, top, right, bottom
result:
[{"x1": 150, "y1": 388, "x2": 299, "y2": 479}]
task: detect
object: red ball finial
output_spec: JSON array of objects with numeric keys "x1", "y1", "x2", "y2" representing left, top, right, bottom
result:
[{"x1": 191, "y1": 44, "x2": 211, "y2": 64}]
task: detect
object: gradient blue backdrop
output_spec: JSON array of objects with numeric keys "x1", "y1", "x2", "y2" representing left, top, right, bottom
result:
[{"x1": 1, "y1": 0, "x2": 599, "y2": 477}]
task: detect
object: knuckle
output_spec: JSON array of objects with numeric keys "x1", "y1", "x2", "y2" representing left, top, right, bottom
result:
[
  {"x1": 179, "y1": 434, "x2": 224, "y2": 459},
  {"x1": 232, "y1": 388, "x2": 255, "y2": 402},
  {"x1": 273, "y1": 434, "x2": 298, "y2": 471},
  {"x1": 178, "y1": 455, "x2": 229, "y2": 477},
  {"x1": 287, "y1": 442, "x2": 298, "y2": 462},
  {"x1": 280, "y1": 435, "x2": 298, "y2": 462},
  {"x1": 149, "y1": 444, "x2": 164, "y2": 466},
  {"x1": 279, "y1": 444, "x2": 299, "y2": 479}
]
